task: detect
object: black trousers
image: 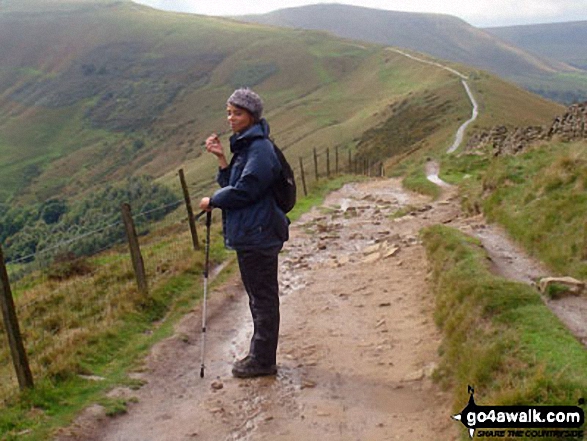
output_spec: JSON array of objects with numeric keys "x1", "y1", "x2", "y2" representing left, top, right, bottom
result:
[{"x1": 236, "y1": 246, "x2": 281, "y2": 366}]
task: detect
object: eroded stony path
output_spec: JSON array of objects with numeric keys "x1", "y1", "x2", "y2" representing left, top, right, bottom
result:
[{"x1": 57, "y1": 178, "x2": 460, "y2": 441}]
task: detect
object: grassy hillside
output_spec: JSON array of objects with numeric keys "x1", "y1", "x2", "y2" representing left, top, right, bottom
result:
[
  {"x1": 485, "y1": 21, "x2": 587, "y2": 103},
  {"x1": 0, "y1": 0, "x2": 565, "y2": 270},
  {"x1": 0, "y1": 0, "x2": 562, "y2": 208},
  {"x1": 0, "y1": 0, "x2": 433, "y2": 204},
  {"x1": 238, "y1": 4, "x2": 587, "y2": 104},
  {"x1": 466, "y1": 140, "x2": 587, "y2": 279},
  {"x1": 239, "y1": 4, "x2": 569, "y2": 77}
]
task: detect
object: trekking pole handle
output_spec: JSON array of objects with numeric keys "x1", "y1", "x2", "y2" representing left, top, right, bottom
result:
[{"x1": 195, "y1": 210, "x2": 207, "y2": 221}]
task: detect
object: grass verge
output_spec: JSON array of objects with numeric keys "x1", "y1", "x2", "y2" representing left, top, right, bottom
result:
[
  {"x1": 422, "y1": 225, "x2": 587, "y2": 441},
  {"x1": 481, "y1": 141, "x2": 587, "y2": 279},
  {"x1": 0, "y1": 221, "x2": 231, "y2": 440},
  {"x1": 403, "y1": 162, "x2": 442, "y2": 200},
  {"x1": 440, "y1": 141, "x2": 587, "y2": 279}
]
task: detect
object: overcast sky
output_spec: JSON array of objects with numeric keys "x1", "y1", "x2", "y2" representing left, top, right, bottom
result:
[{"x1": 131, "y1": 0, "x2": 587, "y2": 27}]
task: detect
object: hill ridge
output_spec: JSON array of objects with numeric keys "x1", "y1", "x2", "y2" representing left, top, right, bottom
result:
[
  {"x1": 237, "y1": 3, "x2": 587, "y2": 103},
  {"x1": 485, "y1": 20, "x2": 587, "y2": 70},
  {"x1": 237, "y1": 3, "x2": 574, "y2": 76}
]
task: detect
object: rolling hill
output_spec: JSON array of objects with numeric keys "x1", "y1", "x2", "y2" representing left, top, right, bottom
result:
[
  {"x1": 0, "y1": 0, "x2": 562, "y2": 209},
  {"x1": 237, "y1": 4, "x2": 574, "y2": 78},
  {"x1": 237, "y1": 4, "x2": 587, "y2": 104},
  {"x1": 485, "y1": 21, "x2": 587, "y2": 70}
]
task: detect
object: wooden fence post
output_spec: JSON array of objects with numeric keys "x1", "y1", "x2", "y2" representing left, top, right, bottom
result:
[
  {"x1": 299, "y1": 157, "x2": 308, "y2": 197},
  {"x1": 0, "y1": 244, "x2": 34, "y2": 390},
  {"x1": 178, "y1": 169, "x2": 200, "y2": 250},
  {"x1": 313, "y1": 148, "x2": 319, "y2": 181},
  {"x1": 348, "y1": 150, "x2": 352, "y2": 173},
  {"x1": 335, "y1": 146, "x2": 339, "y2": 175},
  {"x1": 326, "y1": 148, "x2": 331, "y2": 178},
  {"x1": 121, "y1": 203, "x2": 148, "y2": 296}
]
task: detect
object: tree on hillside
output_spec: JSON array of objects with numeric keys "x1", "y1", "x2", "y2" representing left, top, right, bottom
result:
[{"x1": 40, "y1": 199, "x2": 68, "y2": 225}]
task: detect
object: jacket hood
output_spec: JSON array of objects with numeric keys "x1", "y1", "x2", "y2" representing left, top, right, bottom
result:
[{"x1": 230, "y1": 119, "x2": 270, "y2": 153}]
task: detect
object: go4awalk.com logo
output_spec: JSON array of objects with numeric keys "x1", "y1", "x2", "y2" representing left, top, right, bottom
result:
[{"x1": 452, "y1": 387, "x2": 585, "y2": 439}]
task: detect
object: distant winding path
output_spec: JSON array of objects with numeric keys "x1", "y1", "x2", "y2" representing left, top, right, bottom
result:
[
  {"x1": 386, "y1": 48, "x2": 479, "y2": 156},
  {"x1": 389, "y1": 49, "x2": 587, "y2": 349},
  {"x1": 448, "y1": 80, "x2": 479, "y2": 153}
]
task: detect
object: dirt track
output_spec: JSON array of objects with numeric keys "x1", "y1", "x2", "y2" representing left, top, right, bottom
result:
[
  {"x1": 55, "y1": 178, "x2": 463, "y2": 441},
  {"x1": 56, "y1": 176, "x2": 586, "y2": 441}
]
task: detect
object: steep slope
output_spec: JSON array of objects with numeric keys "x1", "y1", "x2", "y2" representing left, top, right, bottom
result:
[{"x1": 0, "y1": 0, "x2": 562, "y2": 207}]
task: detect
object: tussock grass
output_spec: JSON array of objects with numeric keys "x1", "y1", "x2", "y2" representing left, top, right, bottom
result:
[
  {"x1": 481, "y1": 141, "x2": 587, "y2": 279},
  {"x1": 422, "y1": 226, "x2": 587, "y2": 439},
  {"x1": 422, "y1": 225, "x2": 587, "y2": 441},
  {"x1": 0, "y1": 216, "x2": 228, "y2": 439}
]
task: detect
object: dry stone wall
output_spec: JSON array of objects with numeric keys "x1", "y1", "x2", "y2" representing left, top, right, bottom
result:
[
  {"x1": 548, "y1": 102, "x2": 587, "y2": 141},
  {"x1": 466, "y1": 102, "x2": 587, "y2": 156}
]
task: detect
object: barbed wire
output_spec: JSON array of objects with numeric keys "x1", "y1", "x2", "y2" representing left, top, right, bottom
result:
[
  {"x1": 5, "y1": 198, "x2": 185, "y2": 267},
  {"x1": 133, "y1": 199, "x2": 183, "y2": 220},
  {"x1": 6, "y1": 220, "x2": 124, "y2": 266}
]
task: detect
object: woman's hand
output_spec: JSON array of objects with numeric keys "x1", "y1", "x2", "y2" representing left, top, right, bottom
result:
[
  {"x1": 205, "y1": 134, "x2": 228, "y2": 169},
  {"x1": 206, "y1": 134, "x2": 224, "y2": 157},
  {"x1": 199, "y1": 197, "x2": 212, "y2": 211}
]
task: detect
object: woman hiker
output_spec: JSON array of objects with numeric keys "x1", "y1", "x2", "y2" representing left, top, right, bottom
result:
[{"x1": 199, "y1": 88, "x2": 290, "y2": 378}]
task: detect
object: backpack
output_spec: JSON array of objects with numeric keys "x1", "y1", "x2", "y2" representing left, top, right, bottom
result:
[{"x1": 271, "y1": 142, "x2": 296, "y2": 213}]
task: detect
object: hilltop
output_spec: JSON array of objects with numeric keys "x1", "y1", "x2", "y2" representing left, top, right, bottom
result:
[
  {"x1": 237, "y1": 4, "x2": 587, "y2": 103},
  {"x1": 238, "y1": 4, "x2": 568, "y2": 78}
]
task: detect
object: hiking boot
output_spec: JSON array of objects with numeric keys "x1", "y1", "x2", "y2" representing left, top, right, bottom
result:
[
  {"x1": 233, "y1": 354, "x2": 252, "y2": 369},
  {"x1": 232, "y1": 357, "x2": 277, "y2": 378}
]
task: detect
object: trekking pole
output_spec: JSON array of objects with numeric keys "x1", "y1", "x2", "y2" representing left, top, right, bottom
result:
[{"x1": 199, "y1": 210, "x2": 212, "y2": 378}]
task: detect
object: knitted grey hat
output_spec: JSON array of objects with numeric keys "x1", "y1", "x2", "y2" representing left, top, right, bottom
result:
[{"x1": 227, "y1": 88, "x2": 263, "y2": 121}]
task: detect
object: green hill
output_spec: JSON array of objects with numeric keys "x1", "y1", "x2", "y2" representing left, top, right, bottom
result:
[
  {"x1": 238, "y1": 4, "x2": 569, "y2": 77},
  {"x1": 237, "y1": 4, "x2": 587, "y2": 104},
  {"x1": 0, "y1": 0, "x2": 561, "y2": 210},
  {"x1": 484, "y1": 21, "x2": 587, "y2": 103}
]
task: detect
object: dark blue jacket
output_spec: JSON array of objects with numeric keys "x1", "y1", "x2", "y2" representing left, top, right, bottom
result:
[{"x1": 210, "y1": 119, "x2": 289, "y2": 250}]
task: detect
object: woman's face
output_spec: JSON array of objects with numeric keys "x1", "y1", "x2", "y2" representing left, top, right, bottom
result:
[{"x1": 227, "y1": 104, "x2": 254, "y2": 134}]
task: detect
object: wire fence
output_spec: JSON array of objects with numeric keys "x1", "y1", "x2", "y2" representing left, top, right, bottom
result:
[
  {"x1": 0, "y1": 198, "x2": 199, "y2": 400},
  {"x1": 0, "y1": 144, "x2": 383, "y2": 402}
]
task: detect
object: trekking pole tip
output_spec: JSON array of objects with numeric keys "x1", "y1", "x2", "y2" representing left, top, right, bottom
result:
[{"x1": 200, "y1": 366, "x2": 205, "y2": 378}]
